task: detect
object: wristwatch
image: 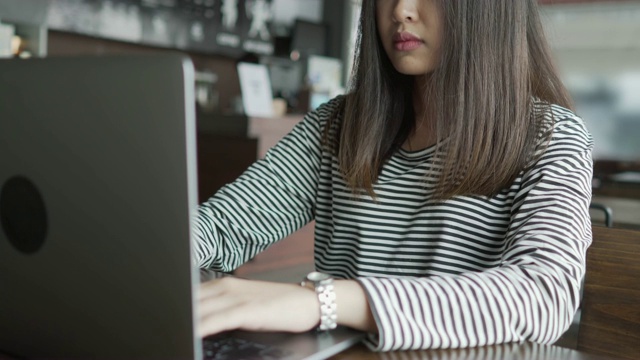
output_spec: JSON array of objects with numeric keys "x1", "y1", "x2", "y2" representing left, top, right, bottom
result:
[{"x1": 301, "y1": 271, "x2": 338, "y2": 331}]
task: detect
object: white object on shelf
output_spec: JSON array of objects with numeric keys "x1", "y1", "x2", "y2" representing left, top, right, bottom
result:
[
  {"x1": 238, "y1": 62, "x2": 274, "y2": 118},
  {"x1": 0, "y1": 0, "x2": 49, "y2": 57},
  {"x1": 0, "y1": 21, "x2": 15, "y2": 58}
]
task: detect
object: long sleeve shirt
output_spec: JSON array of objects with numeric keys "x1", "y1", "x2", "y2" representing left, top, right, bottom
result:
[{"x1": 194, "y1": 96, "x2": 594, "y2": 351}]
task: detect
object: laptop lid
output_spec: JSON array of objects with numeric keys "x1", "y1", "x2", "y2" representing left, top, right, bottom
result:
[
  {"x1": 0, "y1": 54, "x2": 365, "y2": 360},
  {"x1": 0, "y1": 54, "x2": 201, "y2": 358}
]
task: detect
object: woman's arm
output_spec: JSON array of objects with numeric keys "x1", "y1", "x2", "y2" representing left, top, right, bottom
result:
[
  {"x1": 197, "y1": 278, "x2": 377, "y2": 336},
  {"x1": 193, "y1": 98, "x2": 342, "y2": 271},
  {"x1": 354, "y1": 118, "x2": 594, "y2": 351}
]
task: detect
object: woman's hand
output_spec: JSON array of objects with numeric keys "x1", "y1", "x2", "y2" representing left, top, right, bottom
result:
[
  {"x1": 198, "y1": 277, "x2": 320, "y2": 337},
  {"x1": 198, "y1": 277, "x2": 378, "y2": 337}
]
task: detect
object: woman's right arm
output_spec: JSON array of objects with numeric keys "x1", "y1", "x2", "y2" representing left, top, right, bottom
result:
[{"x1": 193, "y1": 98, "x2": 341, "y2": 271}]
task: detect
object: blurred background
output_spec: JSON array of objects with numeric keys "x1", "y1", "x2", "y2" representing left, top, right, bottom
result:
[
  {"x1": 1, "y1": 0, "x2": 639, "y2": 228},
  {"x1": 540, "y1": 0, "x2": 640, "y2": 166},
  {"x1": 537, "y1": 0, "x2": 640, "y2": 228}
]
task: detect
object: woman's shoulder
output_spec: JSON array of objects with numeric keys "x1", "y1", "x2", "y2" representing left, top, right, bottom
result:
[
  {"x1": 534, "y1": 101, "x2": 594, "y2": 153},
  {"x1": 299, "y1": 94, "x2": 346, "y2": 131},
  {"x1": 308, "y1": 95, "x2": 346, "y2": 120}
]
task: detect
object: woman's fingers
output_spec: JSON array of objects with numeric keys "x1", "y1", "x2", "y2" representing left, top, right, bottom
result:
[
  {"x1": 197, "y1": 278, "x2": 245, "y2": 336},
  {"x1": 197, "y1": 277, "x2": 320, "y2": 337},
  {"x1": 199, "y1": 304, "x2": 244, "y2": 336}
]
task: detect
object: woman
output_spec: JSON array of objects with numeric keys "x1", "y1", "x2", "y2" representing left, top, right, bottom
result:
[{"x1": 195, "y1": 0, "x2": 593, "y2": 351}]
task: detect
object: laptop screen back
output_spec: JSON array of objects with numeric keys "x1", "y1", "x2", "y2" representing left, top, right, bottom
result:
[{"x1": 0, "y1": 54, "x2": 200, "y2": 358}]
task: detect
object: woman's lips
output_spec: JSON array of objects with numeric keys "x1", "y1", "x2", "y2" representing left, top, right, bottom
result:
[{"x1": 393, "y1": 32, "x2": 423, "y2": 51}]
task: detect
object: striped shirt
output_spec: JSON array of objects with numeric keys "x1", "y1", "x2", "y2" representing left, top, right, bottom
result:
[{"x1": 194, "y1": 96, "x2": 594, "y2": 351}]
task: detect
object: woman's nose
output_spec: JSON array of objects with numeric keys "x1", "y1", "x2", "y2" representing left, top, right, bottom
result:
[{"x1": 392, "y1": 0, "x2": 419, "y2": 23}]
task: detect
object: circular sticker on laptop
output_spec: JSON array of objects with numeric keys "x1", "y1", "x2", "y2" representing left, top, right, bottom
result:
[{"x1": 0, "y1": 176, "x2": 48, "y2": 254}]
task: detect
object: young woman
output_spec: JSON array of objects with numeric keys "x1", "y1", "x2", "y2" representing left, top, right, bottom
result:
[{"x1": 195, "y1": 0, "x2": 593, "y2": 351}]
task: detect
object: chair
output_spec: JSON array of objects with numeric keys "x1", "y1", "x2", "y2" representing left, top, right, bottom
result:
[
  {"x1": 576, "y1": 226, "x2": 640, "y2": 359},
  {"x1": 589, "y1": 202, "x2": 613, "y2": 228}
]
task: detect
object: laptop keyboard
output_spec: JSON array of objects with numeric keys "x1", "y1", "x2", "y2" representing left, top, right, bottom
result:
[{"x1": 202, "y1": 335, "x2": 291, "y2": 360}]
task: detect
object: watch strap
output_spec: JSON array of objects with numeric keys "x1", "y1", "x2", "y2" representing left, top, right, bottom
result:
[
  {"x1": 316, "y1": 281, "x2": 337, "y2": 331},
  {"x1": 301, "y1": 272, "x2": 338, "y2": 331}
]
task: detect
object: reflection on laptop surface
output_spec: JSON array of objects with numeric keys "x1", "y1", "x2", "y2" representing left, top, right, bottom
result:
[{"x1": 0, "y1": 55, "x2": 362, "y2": 359}]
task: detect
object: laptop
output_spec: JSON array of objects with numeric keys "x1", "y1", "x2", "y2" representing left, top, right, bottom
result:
[{"x1": 0, "y1": 54, "x2": 363, "y2": 359}]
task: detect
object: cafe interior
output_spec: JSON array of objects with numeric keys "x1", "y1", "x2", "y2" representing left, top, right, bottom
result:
[{"x1": 0, "y1": 0, "x2": 639, "y2": 359}]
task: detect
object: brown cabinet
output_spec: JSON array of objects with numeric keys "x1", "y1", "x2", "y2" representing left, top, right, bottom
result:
[{"x1": 196, "y1": 133, "x2": 257, "y2": 203}]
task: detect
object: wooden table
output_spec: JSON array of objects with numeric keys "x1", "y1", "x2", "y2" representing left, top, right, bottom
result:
[
  {"x1": 331, "y1": 341, "x2": 610, "y2": 360},
  {"x1": 0, "y1": 339, "x2": 615, "y2": 360},
  {"x1": 577, "y1": 226, "x2": 640, "y2": 359}
]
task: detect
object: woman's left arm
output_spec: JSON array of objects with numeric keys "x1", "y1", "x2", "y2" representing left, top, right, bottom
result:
[
  {"x1": 198, "y1": 278, "x2": 377, "y2": 336},
  {"x1": 352, "y1": 118, "x2": 595, "y2": 351}
]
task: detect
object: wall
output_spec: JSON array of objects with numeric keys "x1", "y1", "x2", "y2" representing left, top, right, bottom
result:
[{"x1": 540, "y1": 1, "x2": 640, "y2": 162}]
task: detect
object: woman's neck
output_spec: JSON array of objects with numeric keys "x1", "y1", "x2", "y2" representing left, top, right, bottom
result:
[{"x1": 402, "y1": 77, "x2": 437, "y2": 152}]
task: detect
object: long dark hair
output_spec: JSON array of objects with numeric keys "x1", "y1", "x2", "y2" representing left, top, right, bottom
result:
[{"x1": 328, "y1": 0, "x2": 572, "y2": 199}]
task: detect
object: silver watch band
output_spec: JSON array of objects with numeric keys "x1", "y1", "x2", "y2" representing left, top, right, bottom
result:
[
  {"x1": 301, "y1": 272, "x2": 337, "y2": 331},
  {"x1": 316, "y1": 281, "x2": 337, "y2": 331}
]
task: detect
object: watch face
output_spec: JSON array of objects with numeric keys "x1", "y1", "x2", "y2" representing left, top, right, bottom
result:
[{"x1": 307, "y1": 271, "x2": 331, "y2": 282}]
